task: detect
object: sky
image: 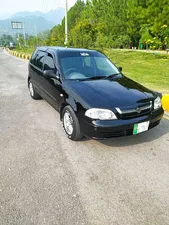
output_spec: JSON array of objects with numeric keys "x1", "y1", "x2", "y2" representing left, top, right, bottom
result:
[{"x1": 0, "y1": 0, "x2": 77, "y2": 19}]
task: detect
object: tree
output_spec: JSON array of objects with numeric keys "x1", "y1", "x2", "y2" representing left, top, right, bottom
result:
[
  {"x1": 0, "y1": 34, "x2": 14, "y2": 47},
  {"x1": 69, "y1": 19, "x2": 96, "y2": 47},
  {"x1": 46, "y1": 0, "x2": 169, "y2": 49}
]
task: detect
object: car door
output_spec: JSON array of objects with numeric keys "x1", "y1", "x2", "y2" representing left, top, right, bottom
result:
[
  {"x1": 30, "y1": 50, "x2": 46, "y2": 95},
  {"x1": 40, "y1": 52, "x2": 62, "y2": 111},
  {"x1": 29, "y1": 49, "x2": 38, "y2": 83}
]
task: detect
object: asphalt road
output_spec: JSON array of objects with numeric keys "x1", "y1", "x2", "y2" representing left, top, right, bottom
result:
[{"x1": 0, "y1": 47, "x2": 169, "y2": 225}]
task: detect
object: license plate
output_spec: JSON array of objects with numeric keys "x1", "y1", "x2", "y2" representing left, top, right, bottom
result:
[{"x1": 133, "y1": 121, "x2": 150, "y2": 135}]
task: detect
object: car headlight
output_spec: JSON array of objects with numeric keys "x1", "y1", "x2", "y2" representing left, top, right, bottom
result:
[
  {"x1": 85, "y1": 108, "x2": 117, "y2": 120},
  {"x1": 154, "y1": 96, "x2": 162, "y2": 110}
]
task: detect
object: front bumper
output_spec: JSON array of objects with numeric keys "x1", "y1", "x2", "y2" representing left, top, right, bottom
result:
[{"x1": 81, "y1": 108, "x2": 164, "y2": 139}]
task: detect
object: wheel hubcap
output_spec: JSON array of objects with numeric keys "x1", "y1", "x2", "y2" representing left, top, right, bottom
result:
[
  {"x1": 29, "y1": 81, "x2": 34, "y2": 96},
  {"x1": 63, "y1": 111, "x2": 73, "y2": 135}
]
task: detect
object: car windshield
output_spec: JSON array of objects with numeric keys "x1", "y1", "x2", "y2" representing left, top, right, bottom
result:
[{"x1": 60, "y1": 51, "x2": 120, "y2": 80}]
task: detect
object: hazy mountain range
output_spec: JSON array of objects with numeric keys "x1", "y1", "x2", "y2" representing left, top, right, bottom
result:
[{"x1": 0, "y1": 8, "x2": 65, "y2": 36}]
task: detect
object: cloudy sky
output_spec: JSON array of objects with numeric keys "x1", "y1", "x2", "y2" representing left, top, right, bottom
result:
[{"x1": 0, "y1": 0, "x2": 77, "y2": 19}]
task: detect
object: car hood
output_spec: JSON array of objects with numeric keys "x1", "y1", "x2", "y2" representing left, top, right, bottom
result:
[{"x1": 67, "y1": 76, "x2": 156, "y2": 109}]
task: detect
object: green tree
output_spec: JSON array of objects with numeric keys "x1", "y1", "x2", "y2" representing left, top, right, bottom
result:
[
  {"x1": 70, "y1": 20, "x2": 96, "y2": 47},
  {"x1": 0, "y1": 34, "x2": 14, "y2": 47},
  {"x1": 46, "y1": 0, "x2": 169, "y2": 49}
]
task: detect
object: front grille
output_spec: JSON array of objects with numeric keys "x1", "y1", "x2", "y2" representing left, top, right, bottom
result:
[{"x1": 116, "y1": 102, "x2": 152, "y2": 119}]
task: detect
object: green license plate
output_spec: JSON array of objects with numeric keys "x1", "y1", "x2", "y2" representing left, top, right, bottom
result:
[{"x1": 133, "y1": 121, "x2": 150, "y2": 135}]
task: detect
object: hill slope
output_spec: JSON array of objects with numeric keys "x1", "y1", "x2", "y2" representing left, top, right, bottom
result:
[
  {"x1": 0, "y1": 8, "x2": 64, "y2": 36},
  {"x1": 11, "y1": 8, "x2": 64, "y2": 24}
]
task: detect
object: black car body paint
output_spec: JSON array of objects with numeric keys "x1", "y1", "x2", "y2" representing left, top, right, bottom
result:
[{"x1": 28, "y1": 47, "x2": 164, "y2": 139}]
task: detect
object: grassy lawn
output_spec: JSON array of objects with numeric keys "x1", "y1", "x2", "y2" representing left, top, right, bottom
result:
[
  {"x1": 13, "y1": 47, "x2": 35, "y2": 55},
  {"x1": 12, "y1": 47, "x2": 169, "y2": 93},
  {"x1": 104, "y1": 49, "x2": 169, "y2": 93}
]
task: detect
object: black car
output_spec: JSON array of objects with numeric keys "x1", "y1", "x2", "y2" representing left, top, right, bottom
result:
[{"x1": 28, "y1": 47, "x2": 164, "y2": 141}]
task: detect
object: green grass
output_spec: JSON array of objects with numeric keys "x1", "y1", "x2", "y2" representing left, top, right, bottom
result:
[
  {"x1": 13, "y1": 47, "x2": 35, "y2": 55},
  {"x1": 104, "y1": 49, "x2": 169, "y2": 93}
]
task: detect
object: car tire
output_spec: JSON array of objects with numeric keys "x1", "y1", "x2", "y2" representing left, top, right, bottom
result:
[
  {"x1": 62, "y1": 106, "x2": 83, "y2": 141},
  {"x1": 28, "y1": 79, "x2": 41, "y2": 100}
]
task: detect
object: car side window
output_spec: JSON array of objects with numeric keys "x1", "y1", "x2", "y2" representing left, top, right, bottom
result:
[
  {"x1": 30, "y1": 49, "x2": 38, "y2": 64},
  {"x1": 44, "y1": 54, "x2": 55, "y2": 71},
  {"x1": 34, "y1": 51, "x2": 45, "y2": 70}
]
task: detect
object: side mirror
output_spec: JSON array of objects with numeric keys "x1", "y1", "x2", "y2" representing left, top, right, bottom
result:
[
  {"x1": 43, "y1": 70, "x2": 59, "y2": 79},
  {"x1": 118, "y1": 66, "x2": 122, "y2": 72}
]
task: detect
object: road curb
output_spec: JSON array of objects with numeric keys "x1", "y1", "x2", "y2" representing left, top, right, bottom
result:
[
  {"x1": 164, "y1": 111, "x2": 169, "y2": 117},
  {"x1": 5, "y1": 48, "x2": 31, "y2": 60},
  {"x1": 164, "y1": 113, "x2": 169, "y2": 121},
  {"x1": 162, "y1": 94, "x2": 169, "y2": 113}
]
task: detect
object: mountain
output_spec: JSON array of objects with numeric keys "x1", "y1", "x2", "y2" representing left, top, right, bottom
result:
[
  {"x1": 0, "y1": 8, "x2": 65, "y2": 36},
  {"x1": 0, "y1": 16, "x2": 55, "y2": 36},
  {"x1": 11, "y1": 8, "x2": 65, "y2": 24},
  {"x1": 11, "y1": 11, "x2": 44, "y2": 18},
  {"x1": 45, "y1": 8, "x2": 65, "y2": 24}
]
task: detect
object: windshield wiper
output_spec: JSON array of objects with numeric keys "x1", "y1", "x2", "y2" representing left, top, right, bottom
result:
[
  {"x1": 103, "y1": 73, "x2": 121, "y2": 80},
  {"x1": 80, "y1": 76, "x2": 106, "y2": 81}
]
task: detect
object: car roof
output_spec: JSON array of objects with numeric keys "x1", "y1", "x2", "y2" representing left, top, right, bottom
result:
[{"x1": 36, "y1": 46, "x2": 98, "y2": 53}]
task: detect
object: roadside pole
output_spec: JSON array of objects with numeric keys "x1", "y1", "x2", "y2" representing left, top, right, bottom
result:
[
  {"x1": 17, "y1": 33, "x2": 21, "y2": 48},
  {"x1": 64, "y1": 0, "x2": 68, "y2": 46},
  {"x1": 22, "y1": 22, "x2": 27, "y2": 47}
]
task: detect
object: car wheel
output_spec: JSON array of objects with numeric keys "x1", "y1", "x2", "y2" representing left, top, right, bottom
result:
[
  {"x1": 62, "y1": 106, "x2": 83, "y2": 141},
  {"x1": 28, "y1": 79, "x2": 41, "y2": 100}
]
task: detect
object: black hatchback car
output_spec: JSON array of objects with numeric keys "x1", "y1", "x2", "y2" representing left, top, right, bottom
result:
[{"x1": 28, "y1": 47, "x2": 164, "y2": 141}]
